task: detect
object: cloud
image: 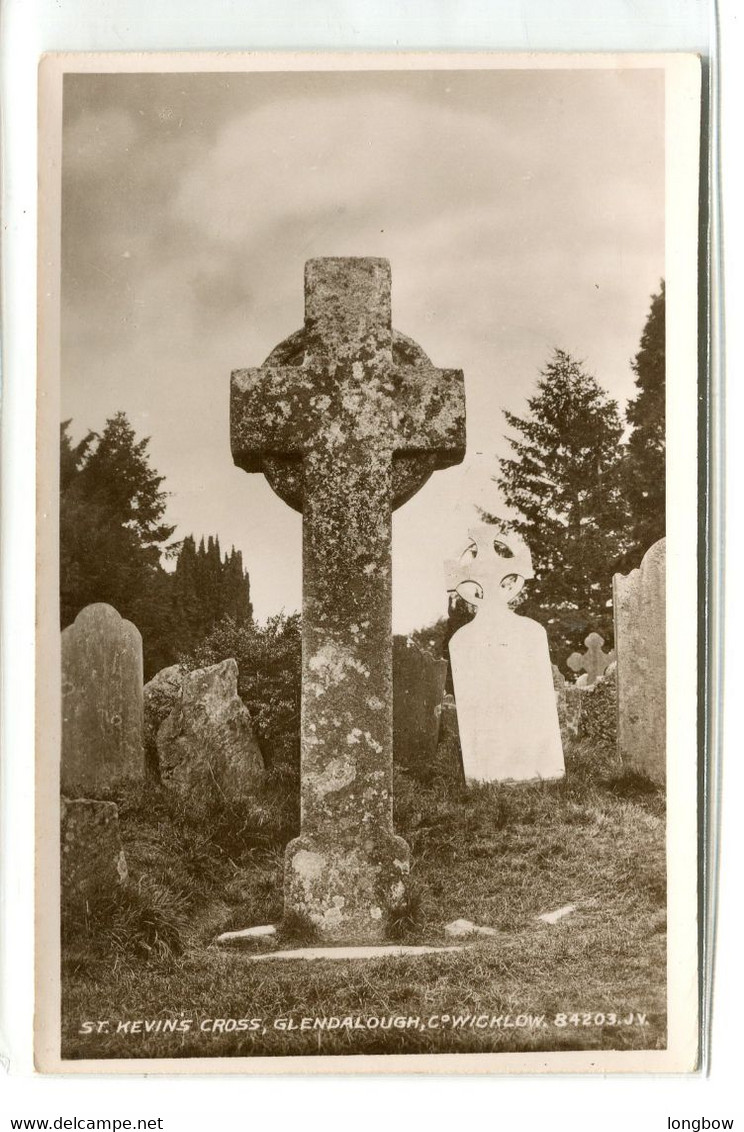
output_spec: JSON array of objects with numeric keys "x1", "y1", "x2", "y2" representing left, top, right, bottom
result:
[{"x1": 61, "y1": 67, "x2": 664, "y2": 631}]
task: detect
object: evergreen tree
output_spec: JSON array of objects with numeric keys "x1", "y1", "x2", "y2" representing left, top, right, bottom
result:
[
  {"x1": 171, "y1": 534, "x2": 201, "y2": 653},
  {"x1": 60, "y1": 422, "x2": 94, "y2": 491},
  {"x1": 206, "y1": 535, "x2": 222, "y2": 625},
  {"x1": 221, "y1": 547, "x2": 253, "y2": 625},
  {"x1": 622, "y1": 281, "x2": 665, "y2": 567},
  {"x1": 60, "y1": 413, "x2": 175, "y2": 632},
  {"x1": 167, "y1": 535, "x2": 253, "y2": 658},
  {"x1": 486, "y1": 349, "x2": 631, "y2": 662},
  {"x1": 61, "y1": 411, "x2": 254, "y2": 678}
]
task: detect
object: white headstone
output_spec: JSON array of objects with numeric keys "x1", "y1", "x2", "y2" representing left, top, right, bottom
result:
[{"x1": 445, "y1": 527, "x2": 565, "y2": 784}]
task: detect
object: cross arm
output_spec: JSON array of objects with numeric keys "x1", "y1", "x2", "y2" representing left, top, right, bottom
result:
[
  {"x1": 230, "y1": 365, "x2": 314, "y2": 474},
  {"x1": 392, "y1": 363, "x2": 466, "y2": 468}
]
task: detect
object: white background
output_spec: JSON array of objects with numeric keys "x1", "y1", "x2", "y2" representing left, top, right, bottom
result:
[{"x1": 1, "y1": 0, "x2": 740, "y2": 1127}]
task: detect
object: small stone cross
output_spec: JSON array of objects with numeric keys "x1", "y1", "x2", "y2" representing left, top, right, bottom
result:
[
  {"x1": 566, "y1": 632, "x2": 615, "y2": 687},
  {"x1": 231, "y1": 258, "x2": 465, "y2": 942}
]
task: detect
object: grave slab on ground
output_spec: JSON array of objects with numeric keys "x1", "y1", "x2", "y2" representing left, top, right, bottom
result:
[{"x1": 236, "y1": 944, "x2": 466, "y2": 963}]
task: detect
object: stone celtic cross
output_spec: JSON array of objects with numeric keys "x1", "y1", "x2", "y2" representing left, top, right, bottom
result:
[
  {"x1": 231, "y1": 258, "x2": 465, "y2": 942},
  {"x1": 566, "y1": 632, "x2": 615, "y2": 687}
]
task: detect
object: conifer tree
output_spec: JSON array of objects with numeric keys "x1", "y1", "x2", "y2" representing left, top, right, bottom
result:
[
  {"x1": 60, "y1": 413, "x2": 174, "y2": 630},
  {"x1": 171, "y1": 534, "x2": 201, "y2": 652},
  {"x1": 486, "y1": 349, "x2": 630, "y2": 661},
  {"x1": 621, "y1": 281, "x2": 665, "y2": 567},
  {"x1": 168, "y1": 535, "x2": 253, "y2": 657},
  {"x1": 61, "y1": 412, "x2": 254, "y2": 677}
]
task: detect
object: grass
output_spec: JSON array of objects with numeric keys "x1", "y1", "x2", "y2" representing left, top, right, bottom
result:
[{"x1": 61, "y1": 738, "x2": 666, "y2": 1061}]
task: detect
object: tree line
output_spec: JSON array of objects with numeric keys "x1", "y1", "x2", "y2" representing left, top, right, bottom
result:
[{"x1": 60, "y1": 412, "x2": 252, "y2": 678}]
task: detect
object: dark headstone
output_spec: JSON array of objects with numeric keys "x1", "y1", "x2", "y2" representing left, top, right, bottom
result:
[
  {"x1": 61, "y1": 604, "x2": 144, "y2": 795},
  {"x1": 613, "y1": 539, "x2": 666, "y2": 782},
  {"x1": 393, "y1": 638, "x2": 448, "y2": 775},
  {"x1": 435, "y1": 694, "x2": 466, "y2": 786},
  {"x1": 60, "y1": 797, "x2": 128, "y2": 913}
]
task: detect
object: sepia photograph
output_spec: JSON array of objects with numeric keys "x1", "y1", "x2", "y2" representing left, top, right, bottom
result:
[{"x1": 36, "y1": 52, "x2": 701, "y2": 1073}]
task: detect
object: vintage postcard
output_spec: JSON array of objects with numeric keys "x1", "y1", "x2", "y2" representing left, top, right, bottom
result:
[{"x1": 36, "y1": 51, "x2": 702, "y2": 1074}]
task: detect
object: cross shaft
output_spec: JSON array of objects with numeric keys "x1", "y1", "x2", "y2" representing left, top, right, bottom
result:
[{"x1": 230, "y1": 258, "x2": 465, "y2": 942}]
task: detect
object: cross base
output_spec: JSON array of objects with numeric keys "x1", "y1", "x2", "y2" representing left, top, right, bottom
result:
[{"x1": 284, "y1": 830, "x2": 411, "y2": 944}]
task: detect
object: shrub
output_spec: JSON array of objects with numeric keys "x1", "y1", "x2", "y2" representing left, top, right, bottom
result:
[{"x1": 579, "y1": 666, "x2": 617, "y2": 748}]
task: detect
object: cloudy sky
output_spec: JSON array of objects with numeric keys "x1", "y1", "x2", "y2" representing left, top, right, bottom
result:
[{"x1": 61, "y1": 63, "x2": 664, "y2": 631}]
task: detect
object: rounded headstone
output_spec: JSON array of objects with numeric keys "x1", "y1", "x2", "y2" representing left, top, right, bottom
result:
[{"x1": 61, "y1": 603, "x2": 144, "y2": 795}]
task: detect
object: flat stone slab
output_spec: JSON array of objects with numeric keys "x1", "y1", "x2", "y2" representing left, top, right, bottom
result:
[
  {"x1": 240, "y1": 944, "x2": 465, "y2": 963},
  {"x1": 444, "y1": 918, "x2": 499, "y2": 938},
  {"x1": 216, "y1": 924, "x2": 277, "y2": 944},
  {"x1": 538, "y1": 904, "x2": 577, "y2": 924}
]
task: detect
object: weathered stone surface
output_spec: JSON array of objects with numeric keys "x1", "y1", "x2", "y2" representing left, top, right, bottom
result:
[
  {"x1": 143, "y1": 664, "x2": 184, "y2": 780},
  {"x1": 552, "y1": 663, "x2": 569, "y2": 741},
  {"x1": 552, "y1": 664, "x2": 566, "y2": 705},
  {"x1": 567, "y1": 632, "x2": 615, "y2": 687},
  {"x1": 446, "y1": 528, "x2": 564, "y2": 783},
  {"x1": 231, "y1": 258, "x2": 465, "y2": 942},
  {"x1": 61, "y1": 603, "x2": 144, "y2": 795},
  {"x1": 613, "y1": 539, "x2": 666, "y2": 783},
  {"x1": 393, "y1": 638, "x2": 448, "y2": 774},
  {"x1": 157, "y1": 658, "x2": 265, "y2": 800},
  {"x1": 60, "y1": 797, "x2": 128, "y2": 911}
]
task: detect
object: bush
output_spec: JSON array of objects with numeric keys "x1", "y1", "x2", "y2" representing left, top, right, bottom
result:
[{"x1": 579, "y1": 666, "x2": 617, "y2": 748}]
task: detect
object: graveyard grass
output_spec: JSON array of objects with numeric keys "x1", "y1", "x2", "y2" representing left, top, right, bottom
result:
[{"x1": 61, "y1": 733, "x2": 666, "y2": 1061}]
